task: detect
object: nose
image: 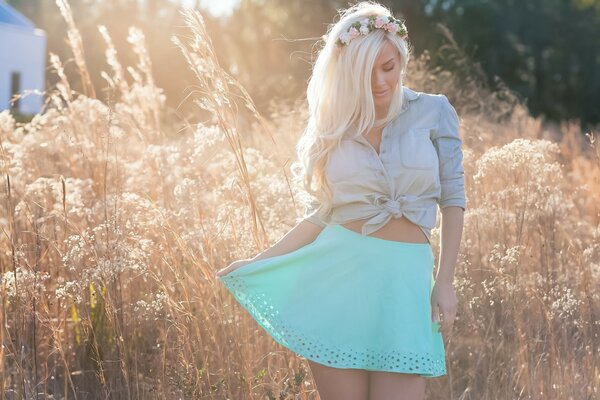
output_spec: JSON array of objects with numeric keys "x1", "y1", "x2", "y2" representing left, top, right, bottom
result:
[{"x1": 372, "y1": 71, "x2": 387, "y2": 91}]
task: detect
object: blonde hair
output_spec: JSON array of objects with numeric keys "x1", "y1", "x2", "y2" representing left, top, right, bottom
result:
[{"x1": 292, "y1": 1, "x2": 411, "y2": 219}]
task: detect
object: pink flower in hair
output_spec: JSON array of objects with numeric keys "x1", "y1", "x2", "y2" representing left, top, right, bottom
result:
[
  {"x1": 336, "y1": 15, "x2": 408, "y2": 46},
  {"x1": 374, "y1": 16, "x2": 388, "y2": 28},
  {"x1": 339, "y1": 32, "x2": 352, "y2": 45},
  {"x1": 385, "y1": 22, "x2": 398, "y2": 33}
]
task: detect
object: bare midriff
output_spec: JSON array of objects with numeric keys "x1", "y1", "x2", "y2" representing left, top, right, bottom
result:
[{"x1": 340, "y1": 216, "x2": 428, "y2": 244}]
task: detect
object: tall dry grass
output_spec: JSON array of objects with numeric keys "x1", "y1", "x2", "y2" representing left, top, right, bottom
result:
[{"x1": 0, "y1": 2, "x2": 598, "y2": 399}]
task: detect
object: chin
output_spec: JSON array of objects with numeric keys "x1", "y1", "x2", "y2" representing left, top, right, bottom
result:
[{"x1": 374, "y1": 96, "x2": 391, "y2": 104}]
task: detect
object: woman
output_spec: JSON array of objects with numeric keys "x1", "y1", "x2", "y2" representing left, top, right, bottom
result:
[{"x1": 216, "y1": 2, "x2": 466, "y2": 399}]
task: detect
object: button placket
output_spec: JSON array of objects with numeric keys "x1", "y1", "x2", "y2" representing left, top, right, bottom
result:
[
  {"x1": 376, "y1": 125, "x2": 391, "y2": 181},
  {"x1": 355, "y1": 124, "x2": 394, "y2": 187}
]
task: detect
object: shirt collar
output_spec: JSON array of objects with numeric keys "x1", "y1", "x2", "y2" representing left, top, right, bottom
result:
[
  {"x1": 399, "y1": 85, "x2": 420, "y2": 114},
  {"x1": 347, "y1": 85, "x2": 421, "y2": 144}
]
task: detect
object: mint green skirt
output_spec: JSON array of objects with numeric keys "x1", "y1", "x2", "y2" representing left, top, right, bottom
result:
[{"x1": 217, "y1": 224, "x2": 446, "y2": 377}]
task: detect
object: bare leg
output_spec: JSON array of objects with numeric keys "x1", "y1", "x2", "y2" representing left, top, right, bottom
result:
[
  {"x1": 306, "y1": 359, "x2": 369, "y2": 400},
  {"x1": 368, "y1": 371, "x2": 426, "y2": 400}
]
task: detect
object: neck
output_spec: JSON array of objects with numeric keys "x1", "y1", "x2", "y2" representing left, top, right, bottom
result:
[{"x1": 375, "y1": 108, "x2": 388, "y2": 120}]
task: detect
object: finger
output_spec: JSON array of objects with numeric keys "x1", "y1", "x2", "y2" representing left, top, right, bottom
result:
[
  {"x1": 438, "y1": 310, "x2": 447, "y2": 326},
  {"x1": 436, "y1": 314, "x2": 444, "y2": 335},
  {"x1": 442, "y1": 308, "x2": 456, "y2": 325},
  {"x1": 439, "y1": 315, "x2": 450, "y2": 336},
  {"x1": 440, "y1": 313, "x2": 454, "y2": 335},
  {"x1": 431, "y1": 304, "x2": 440, "y2": 323}
]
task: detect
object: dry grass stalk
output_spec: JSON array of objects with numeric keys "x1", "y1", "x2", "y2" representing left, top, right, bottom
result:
[{"x1": 0, "y1": 3, "x2": 598, "y2": 399}]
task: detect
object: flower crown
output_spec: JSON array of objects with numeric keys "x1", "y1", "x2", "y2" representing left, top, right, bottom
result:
[{"x1": 337, "y1": 15, "x2": 408, "y2": 46}]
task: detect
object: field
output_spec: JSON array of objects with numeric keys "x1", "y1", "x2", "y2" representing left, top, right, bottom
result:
[{"x1": 0, "y1": 4, "x2": 599, "y2": 400}]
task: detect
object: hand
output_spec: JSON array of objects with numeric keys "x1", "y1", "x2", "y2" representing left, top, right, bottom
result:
[
  {"x1": 215, "y1": 258, "x2": 254, "y2": 277},
  {"x1": 430, "y1": 280, "x2": 458, "y2": 337}
]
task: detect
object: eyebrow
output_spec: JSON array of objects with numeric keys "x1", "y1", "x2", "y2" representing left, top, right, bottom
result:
[{"x1": 382, "y1": 57, "x2": 395, "y2": 65}]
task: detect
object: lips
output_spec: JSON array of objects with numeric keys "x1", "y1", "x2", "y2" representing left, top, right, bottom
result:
[{"x1": 374, "y1": 89, "x2": 388, "y2": 96}]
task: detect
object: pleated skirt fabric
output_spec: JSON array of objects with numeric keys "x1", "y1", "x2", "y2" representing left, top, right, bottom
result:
[{"x1": 217, "y1": 223, "x2": 447, "y2": 377}]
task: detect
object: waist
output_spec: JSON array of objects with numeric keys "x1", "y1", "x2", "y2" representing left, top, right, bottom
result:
[
  {"x1": 329, "y1": 198, "x2": 437, "y2": 227},
  {"x1": 339, "y1": 216, "x2": 429, "y2": 244},
  {"x1": 327, "y1": 196, "x2": 437, "y2": 244}
]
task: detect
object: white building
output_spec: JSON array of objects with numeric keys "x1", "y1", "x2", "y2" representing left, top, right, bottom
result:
[{"x1": 0, "y1": 1, "x2": 46, "y2": 115}]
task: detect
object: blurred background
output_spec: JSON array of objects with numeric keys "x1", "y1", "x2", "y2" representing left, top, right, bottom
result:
[
  {"x1": 1, "y1": 1, "x2": 599, "y2": 399},
  {"x1": 3, "y1": 0, "x2": 600, "y2": 128}
]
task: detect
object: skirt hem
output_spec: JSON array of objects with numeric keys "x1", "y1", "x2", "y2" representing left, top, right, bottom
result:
[{"x1": 220, "y1": 273, "x2": 447, "y2": 378}]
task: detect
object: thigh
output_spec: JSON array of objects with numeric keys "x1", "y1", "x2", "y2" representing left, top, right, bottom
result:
[
  {"x1": 368, "y1": 371, "x2": 426, "y2": 400},
  {"x1": 306, "y1": 359, "x2": 369, "y2": 400}
]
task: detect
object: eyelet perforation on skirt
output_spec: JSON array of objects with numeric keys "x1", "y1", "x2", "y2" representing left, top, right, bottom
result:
[{"x1": 218, "y1": 224, "x2": 447, "y2": 377}]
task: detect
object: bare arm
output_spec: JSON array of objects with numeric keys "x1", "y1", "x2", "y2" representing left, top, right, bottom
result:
[
  {"x1": 216, "y1": 215, "x2": 326, "y2": 277},
  {"x1": 435, "y1": 206, "x2": 464, "y2": 283},
  {"x1": 250, "y1": 219, "x2": 325, "y2": 262}
]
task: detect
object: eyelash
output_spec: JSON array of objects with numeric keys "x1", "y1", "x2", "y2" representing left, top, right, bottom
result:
[{"x1": 384, "y1": 66, "x2": 394, "y2": 72}]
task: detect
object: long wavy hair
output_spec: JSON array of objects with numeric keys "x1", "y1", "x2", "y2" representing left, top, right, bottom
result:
[{"x1": 292, "y1": 1, "x2": 411, "y2": 219}]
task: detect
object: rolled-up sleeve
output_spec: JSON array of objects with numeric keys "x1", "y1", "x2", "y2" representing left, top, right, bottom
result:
[
  {"x1": 432, "y1": 95, "x2": 467, "y2": 210},
  {"x1": 303, "y1": 199, "x2": 330, "y2": 227}
]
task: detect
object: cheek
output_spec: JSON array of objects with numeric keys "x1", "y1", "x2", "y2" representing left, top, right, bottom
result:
[{"x1": 387, "y1": 69, "x2": 400, "y2": 84}]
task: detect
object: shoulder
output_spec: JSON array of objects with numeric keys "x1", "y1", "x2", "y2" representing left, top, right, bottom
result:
[
  {"x1": 409, "y1": 88, "x2": 450, "y2": 109},
  {"x1": 401, "y1": 87, "x2": 453, "y2": 121},
  {"x1": 413, "y1": 90, "x2": 458, "y2": 122},
  {"x1": 401, "y1": 89, "x2": 460, "y2": 140}
]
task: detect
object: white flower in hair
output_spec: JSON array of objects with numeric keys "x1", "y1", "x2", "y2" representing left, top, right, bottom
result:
[
  {"x1": 339, "y1": 31, "x2": 352, "y2": 45},
  {"x1": 375, "y1": 16, "x2": 388, "y2": 28},
  {"x1": 337, "y1": 14, "x2": 408, "y2": 46}
]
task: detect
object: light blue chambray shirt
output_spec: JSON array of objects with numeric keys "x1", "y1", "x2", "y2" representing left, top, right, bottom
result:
[{"x1": 302, "y1": 85, "x2": 467, "y2": 244}]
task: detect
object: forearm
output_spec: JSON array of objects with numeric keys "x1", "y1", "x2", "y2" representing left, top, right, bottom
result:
[
  {"x1": 436, "y1": 206, "x2": 464, "y2": 284},
  {"x1": 250, "y1": 220, "x2": 324, "y2": 262}
]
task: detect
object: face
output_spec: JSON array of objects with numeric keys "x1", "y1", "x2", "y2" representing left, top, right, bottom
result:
[{"x1": 371, "y1": 40, "x2": 402, "y2": 109}]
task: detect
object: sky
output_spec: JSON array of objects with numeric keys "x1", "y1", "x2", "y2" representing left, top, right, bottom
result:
[{"x1": 180, "y1": 0, "x2": 240, "y2": 17}]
